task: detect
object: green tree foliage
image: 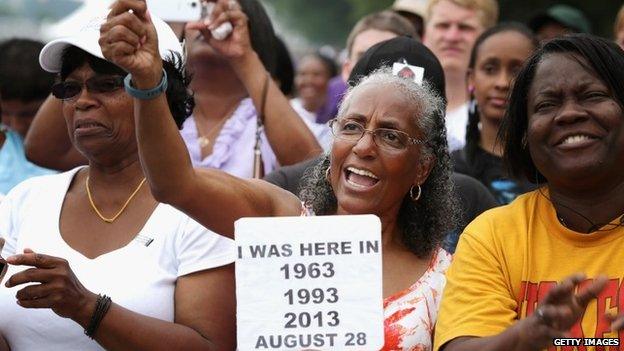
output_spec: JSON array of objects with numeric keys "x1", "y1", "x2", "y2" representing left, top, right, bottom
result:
[
  {"x1": 265, "y1": 0, "x2": 622, "y2": 47},
  {"x1": 265, "y1": 0, "x2": 393, "y2": 46}
]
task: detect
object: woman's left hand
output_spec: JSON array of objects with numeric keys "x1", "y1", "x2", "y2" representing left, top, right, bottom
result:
[
  {"x1": 4, "y1": 250, "x2": 96, "y2": 322},
  {"x1": 186, "y1": 0, "x2": 253, "y2": 62}
]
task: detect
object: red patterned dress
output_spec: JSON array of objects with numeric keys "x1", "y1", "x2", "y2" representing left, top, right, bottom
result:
[{"x1": 381, "y1": 248, "x2": 452, "y2": 351}]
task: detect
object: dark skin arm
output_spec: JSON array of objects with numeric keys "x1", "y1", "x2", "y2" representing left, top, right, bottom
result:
[
  {"x1": 99, "y1": 0, "x2": 303, "y2": 237},
  {"x1": 187, "y1": 0, "x2": 322, "y2": 166},
  {"x1": 4, "y1": 251, "x2": 236, "y2": 351},
  {"x1": 23, "y1": 95, "x2": 87, "y2": 170},
  {"x1": 441, "y1": 274, "x2": 609, "y2": 351}
]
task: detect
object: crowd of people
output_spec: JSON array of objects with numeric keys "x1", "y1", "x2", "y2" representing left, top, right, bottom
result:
[{"x1": 0, "y1": 0, "x2": 623, "y2": 350}]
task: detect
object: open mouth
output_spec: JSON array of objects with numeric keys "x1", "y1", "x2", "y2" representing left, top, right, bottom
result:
[{"x1": 345, "y1": 167, "x2": 380, "y2": 188}]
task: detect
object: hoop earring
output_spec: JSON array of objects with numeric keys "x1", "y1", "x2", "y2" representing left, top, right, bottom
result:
[
  {"x1": 325, "y1": 167, "x2": 331, "y2": 182},
  {"x1": 410, "y1": 184, "x2": 422, "y2": 201}
]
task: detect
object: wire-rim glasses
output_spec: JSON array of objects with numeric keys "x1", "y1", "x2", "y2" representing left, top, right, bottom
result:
[{"x1": 329, "y1": 118, "x2": 425, "y2": 151}]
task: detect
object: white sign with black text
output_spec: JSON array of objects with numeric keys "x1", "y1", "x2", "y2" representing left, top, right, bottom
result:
[{"x1": 235, "y1": 215, "x2": 383, "y2": 351}]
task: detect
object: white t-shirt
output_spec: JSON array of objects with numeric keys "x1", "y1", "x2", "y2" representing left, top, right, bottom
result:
[
  {"x1": 445, "y1": 103, "x2": 469, "y2": 153},
  {"x1": 0, "y1": 168, "x2": 235, "y2": 351}
]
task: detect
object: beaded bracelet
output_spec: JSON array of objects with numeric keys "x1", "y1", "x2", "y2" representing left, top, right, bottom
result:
[{"x1": 84, "y1": 294, "x2": 112, "y2": 338}]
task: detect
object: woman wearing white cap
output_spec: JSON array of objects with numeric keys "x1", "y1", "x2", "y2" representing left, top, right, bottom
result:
[{"x1": 0, "y1": 6, "x2": 236, "y2": 351}]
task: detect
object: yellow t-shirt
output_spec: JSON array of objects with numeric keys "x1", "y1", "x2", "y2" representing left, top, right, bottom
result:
[{"x1": 434, "y1": 189, "x2": 624, "y2": 351}]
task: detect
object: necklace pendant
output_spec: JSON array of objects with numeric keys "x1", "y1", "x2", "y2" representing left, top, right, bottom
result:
[{"x1": 198, "y1": 136, "x2": 210, "y2": 148}]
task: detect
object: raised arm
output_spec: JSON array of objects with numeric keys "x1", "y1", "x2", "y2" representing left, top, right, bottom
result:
[
  {"x1": 24, "y1": 95, "x2": 87, "y2": 170},
  {"x1": 99, "y1": 0, "x2": 301, "y2": 237},
  {"x1": 188, "y1": 0, "x2": 322, "y2": 166}
]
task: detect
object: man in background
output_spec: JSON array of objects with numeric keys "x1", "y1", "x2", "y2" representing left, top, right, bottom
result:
[{"x1": 423, "y1": 0, "x2": 498, "y2": 152}]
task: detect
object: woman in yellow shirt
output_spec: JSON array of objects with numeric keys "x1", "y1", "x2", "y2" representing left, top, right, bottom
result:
[{"x1": 435, "y1": 34, "x2": 624, "y2": 351}]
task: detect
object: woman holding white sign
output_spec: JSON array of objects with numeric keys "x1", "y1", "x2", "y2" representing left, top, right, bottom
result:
[{"x1": 100, "y1": 1, "x2": 458, "y2": 349}]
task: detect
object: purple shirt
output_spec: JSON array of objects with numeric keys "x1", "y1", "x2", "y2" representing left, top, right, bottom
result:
[
  {"x1": 180, "y1": 98, "x2": 277, "y2": 178},
  {"x1": 315, "y1": 76, "x2": 347, "y2": 124}
]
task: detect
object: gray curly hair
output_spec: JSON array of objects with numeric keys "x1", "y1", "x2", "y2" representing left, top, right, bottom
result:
[{"x1": 299, "y1": 68, "x2": 459, "y2": 258}]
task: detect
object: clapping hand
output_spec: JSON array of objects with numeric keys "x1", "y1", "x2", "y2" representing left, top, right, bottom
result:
[
  {"x1": 518, "y1": 274, "x2": 609, "y2": 350},
  {"x1": 4, "y1": 250, "x2": 96, "y2": 323}
]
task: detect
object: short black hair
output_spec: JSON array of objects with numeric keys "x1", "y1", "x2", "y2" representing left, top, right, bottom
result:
[
  {"x1": 0, "y1": 38, "x2": 54, "y2": 101},
  {"x1": 304, "y1": 52, "x2": 338, "y2": 78},
  {"x1": 273, "y1": 36, "x2": 294, "y2": 96},
  {"x1": 60, "y1": 46, "x2": 193, "y2": 129},
  {"x1": 500, "y1": 34, "x2": 624, "y2": 183},
  {"x1": 465, "y1": 23, "x2": 538, "y2": 165},
  {"x1": 240, "y1": 0, "x2": 277, "y2": 75}
]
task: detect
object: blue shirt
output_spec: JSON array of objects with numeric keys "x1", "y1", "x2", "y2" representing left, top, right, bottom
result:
[{"x1": 0, "y1": 127, "x2": 56, "y2": 195}]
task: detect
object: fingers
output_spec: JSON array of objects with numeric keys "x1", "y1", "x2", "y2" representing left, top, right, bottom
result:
[
  {"x1": 5, "y1": 267, "x2": 50, "y2": 288},
  {"x1": 6, "y1": 252, "x2": 60, "y2": 269},
  {"x1": 16, "y1": 294, "x2": 61, "y2": 309},
  {"x1": 542, "y1": 273, "x2": 585, "y2": 304},
  {"x1": 0, "y1": 237, "x2": 5, "y2": 253},
  {"x1": 108, "y1": 0, "x2": 148, "y2": 19},
  {"x1": 15, "y1": 283, "x2": 51, "y2": 302},
  {"x1": 576, "y1": 275, "x2": 609, "y2": 307}
]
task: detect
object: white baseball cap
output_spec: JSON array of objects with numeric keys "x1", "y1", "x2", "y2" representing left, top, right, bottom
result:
[{"x1": 39, "y1": 9, "x2": 182, "y2": 73}]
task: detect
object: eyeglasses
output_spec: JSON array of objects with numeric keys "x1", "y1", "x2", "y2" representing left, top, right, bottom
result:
[
  {"x1": 51, "y1": 75, "x2": 125, "y2": 101},
  {"x1": 329, "y1": 118, "x2": 425, "y2": 151}
]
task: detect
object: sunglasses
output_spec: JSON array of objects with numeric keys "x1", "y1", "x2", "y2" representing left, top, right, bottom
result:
[{"x1": 51, "y1": 75, "x2": 125, "y2": 101}]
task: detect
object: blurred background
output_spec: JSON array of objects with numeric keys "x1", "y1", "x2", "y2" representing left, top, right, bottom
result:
[{"x1": 0, "y1": 0, "x2": 621, "y2": 55}]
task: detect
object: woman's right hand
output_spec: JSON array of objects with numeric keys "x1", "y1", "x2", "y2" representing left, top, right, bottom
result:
[
  {"x1": 0, "y1": 238, "x2": 7, "y2": 285},
  {"x1": 100, "y1": 0, "x2": 163, "y2": 87},
  {"x1": 518, "y1": 273, "x2": 608, "y2": 350},
  {"x1": 186, "y1": 0, "x2": 254, "y2": 66}
]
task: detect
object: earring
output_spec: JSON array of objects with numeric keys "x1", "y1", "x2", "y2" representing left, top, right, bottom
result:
[
  {"x1": 409, "y1": 184, "x2": 422, "y2": 201},
  {"x1": 325, "y1": 167, "x2": 331, "y2": 182},
  {"x1": 469, "y1": 98, "x2": 477, "y2": 115}
]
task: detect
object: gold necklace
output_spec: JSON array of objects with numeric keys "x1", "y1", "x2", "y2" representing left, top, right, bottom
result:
[
  {"x1": 195, "y1": 103, "x2": 237, "y2": 148},
  {"x1": 86, "y1": 176, "x2": 147, "y2": 223}
]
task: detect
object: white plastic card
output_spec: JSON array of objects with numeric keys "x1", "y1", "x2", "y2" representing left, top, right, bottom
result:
[{"x1": 235, "y1": 215, "x2": 384, "y2": 351}]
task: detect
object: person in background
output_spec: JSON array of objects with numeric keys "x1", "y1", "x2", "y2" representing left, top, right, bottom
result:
[
  {"x1": 290, "y1": 52, "x2": 336, "y2": 149},
  {"x1": 528, "y1": 4, "x2": 591, "y2": 43},
  {"x1": 0, "y1": 39, "x2": 56, "y2": 196},
  {"x1": 316, "y1": 10, "x2": 416, "y2": 124},
  {"x1": 424, "y1": 0, "x2": 498, "y2": 153},
  {"x1": 392, "y1": 0, "x2": 428, "y2": 40},
  {"x1": 613, "y1": 5, "x2": 624, "y2": 50},
  {"x1": 0, "y1": 8, "x2": 235, "y2": 350},
  {"x1": 451, "y1": 23, "x2": 538, "y2": 204},
  {"x1": 434, "y1": 34, "x2": 624, "y2": 351},
  {"x1": 101, "y1": 1, "x2": 461, "y2": 348},
  {"x1": 24, "y1": 0, "x2": 322, "y2": 177},
  {"x1": 0, "y1": 39, "x2": 54, "y2": 138}
]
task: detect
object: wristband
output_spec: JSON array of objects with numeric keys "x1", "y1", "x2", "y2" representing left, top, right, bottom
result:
[
  {"x1": 124, "y1": 69, "x2": 168, "y2": 100},
  {"x1": 84, "y1": 294, "x2": 112, "y2": 338}
]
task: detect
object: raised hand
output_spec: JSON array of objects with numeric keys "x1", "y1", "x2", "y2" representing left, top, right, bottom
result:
[
  {"x1": 186, "y1": 0, "x2": 253, "y2": 62},
  {"x1": 4, "y1": 251, "x2": 97, "y2": 323},
  {"x1": 100, "y1": 0, "x2": 163, "y2": 85}
]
